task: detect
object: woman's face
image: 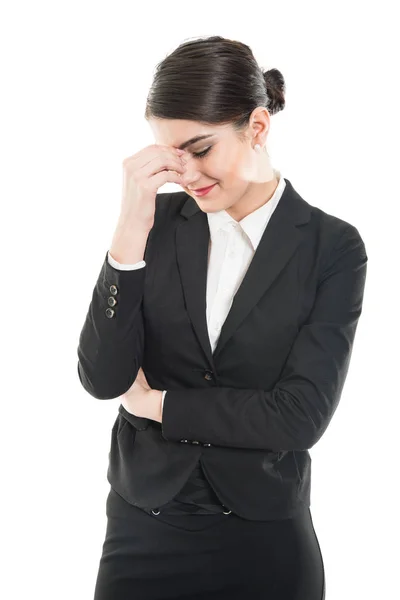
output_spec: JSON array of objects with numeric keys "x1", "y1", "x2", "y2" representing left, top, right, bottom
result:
[{"x1": 148, "y1": 107, "x2": 277, "y2": 221}]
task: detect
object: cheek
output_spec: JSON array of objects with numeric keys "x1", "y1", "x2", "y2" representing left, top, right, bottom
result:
[
  {"x1": 218, "y1": 147, "x2": 248, "y2": 182},
  {"x1": 208, "y1": 154, "x2": 239, "y2": 183},
  {"x1": 217, "y1": 159, "x2": 244, "y2": 186}
]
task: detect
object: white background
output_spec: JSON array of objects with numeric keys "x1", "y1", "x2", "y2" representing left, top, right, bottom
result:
[{"x1": 1, "y1": 1, "x2": 398, "y2": 598}]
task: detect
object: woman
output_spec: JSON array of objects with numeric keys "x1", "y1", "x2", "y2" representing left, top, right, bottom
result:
[{"x1": 77, "y1": 35, "x2": 368, "y2": 599}]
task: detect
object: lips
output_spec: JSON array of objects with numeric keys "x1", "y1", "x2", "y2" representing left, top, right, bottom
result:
[
  {"x1": 190, "y1": 184, "x2": 214, "y2": 192},
  {"x1": 191, "y1": 184, "x2": 216, "y2": 194}
]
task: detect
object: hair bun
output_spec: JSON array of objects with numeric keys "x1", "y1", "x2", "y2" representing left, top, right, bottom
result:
[{"x1": 263, "y1": 68, "x2": 286, "y2": 115}]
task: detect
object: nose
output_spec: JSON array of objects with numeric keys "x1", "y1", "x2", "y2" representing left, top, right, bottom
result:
[{"x1": 179, "y1": 155, "x2": 200, "y2": 188}]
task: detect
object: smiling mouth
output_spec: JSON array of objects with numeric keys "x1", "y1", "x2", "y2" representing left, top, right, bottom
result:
[
  {"x1": 189, "y1": 184, "x2": 217, "y2": 196},
  {"x1": 191, "y1": 184, "x2": 215, "y2": 192}
]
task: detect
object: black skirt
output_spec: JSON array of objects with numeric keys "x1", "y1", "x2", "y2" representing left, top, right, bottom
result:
[{"x1": 93, "y1": 486, "x2": 326, "y2": 600}]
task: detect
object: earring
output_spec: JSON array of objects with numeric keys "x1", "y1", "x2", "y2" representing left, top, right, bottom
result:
[{"x1": 254, "y1": 144, "x2": 262, "y2": 152}]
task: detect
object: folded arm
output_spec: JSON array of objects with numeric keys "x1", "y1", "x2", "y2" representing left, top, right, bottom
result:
[{"x1": 161, "y1": 225, "x2": 368, "y2": 452}]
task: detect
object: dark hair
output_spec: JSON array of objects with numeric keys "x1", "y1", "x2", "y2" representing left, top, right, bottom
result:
[{"x1": 144, "y1": 35, "x2": 286, "y2": 141}]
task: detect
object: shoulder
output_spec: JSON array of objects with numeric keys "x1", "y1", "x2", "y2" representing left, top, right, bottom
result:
[
  {"x1": 287, "y1": 181, "x2": 368, "y2": 274},
  {"x1": 306, "y1": 206, "x2": 368, "y2": 279},
  {"x1": 298, "y1": 193, "x2": 367, "y2": 261}
]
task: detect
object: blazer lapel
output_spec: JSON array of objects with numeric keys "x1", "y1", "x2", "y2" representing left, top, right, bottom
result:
[{"x1": 175, "y1": 178, "x2": 311, "y2": 370}]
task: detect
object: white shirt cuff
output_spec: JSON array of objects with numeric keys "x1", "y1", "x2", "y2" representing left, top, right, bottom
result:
[
  {"x1": 107, "y1": 250, "x2": 146, "y2": 270},
  {"x1": 161, "y1": 390, "x2": 167, "y2": 412}
]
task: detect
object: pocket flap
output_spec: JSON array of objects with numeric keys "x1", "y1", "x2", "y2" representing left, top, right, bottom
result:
[{"x1": 118, "y1": 404, "x2": 150, "y2": 431}]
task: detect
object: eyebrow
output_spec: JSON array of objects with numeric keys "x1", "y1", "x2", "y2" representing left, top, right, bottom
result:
[{"x1": 178, "y1": 134, "x2": 215, "y2": 150}]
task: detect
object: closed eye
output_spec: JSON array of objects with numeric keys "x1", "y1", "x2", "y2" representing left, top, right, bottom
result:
[{"x1": 192, "y1": 146, "x2": 212, "y2": 158}]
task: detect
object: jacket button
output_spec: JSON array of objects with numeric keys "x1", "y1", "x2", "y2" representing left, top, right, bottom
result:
[
  {"x1": 109, "y1": 284, "x2": 118, "y2": 295},
  {"x1": 204, "y1": 371, "x2": 213, "y2": 381},
  {"x1": 192, "y1": 440, "x2": 200, "y2": 445},
  {"x1": 108, "y1": 297, "x2": 117, "y2": 307},
  {"x1": 180, "y1": 439, "x2": 189, "y2": 443},
  {"x1": 105, "y1": 308, "x2": 115, "y2": 318},
  {"x1": 203, "y1": 443, "x2": 212, "y2": 447}
]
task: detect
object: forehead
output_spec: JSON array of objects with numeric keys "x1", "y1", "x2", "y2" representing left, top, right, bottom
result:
[{"x1": 148, "y1": 118, "x2": 229, "y2": 148}]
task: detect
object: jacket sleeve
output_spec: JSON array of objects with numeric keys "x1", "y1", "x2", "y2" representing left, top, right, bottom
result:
[
  {"x1": 76, "y1": 252, "x2": 147, "y2": 399},
  {"x1": 161, "y1": 224, "x2": 368, "y2": 452}
]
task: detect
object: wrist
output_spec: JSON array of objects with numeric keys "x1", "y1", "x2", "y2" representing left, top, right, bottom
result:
[{"x1": 148, "y1": 389, "x2": 163, "y2": 422}]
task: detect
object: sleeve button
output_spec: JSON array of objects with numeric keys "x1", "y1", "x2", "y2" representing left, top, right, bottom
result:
[{"x1": 105, "y1": 308, "x2": 115, "y2": 318}]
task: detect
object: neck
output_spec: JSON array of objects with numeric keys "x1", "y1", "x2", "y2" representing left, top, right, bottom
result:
[{"x1": 227, "y1": 171, "x2": 279, "y2": 221}]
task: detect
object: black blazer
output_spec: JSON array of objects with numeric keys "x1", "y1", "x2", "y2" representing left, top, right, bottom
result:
[{"x1": 77, "y1": 177, "x2": 368, "y2": 520}]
